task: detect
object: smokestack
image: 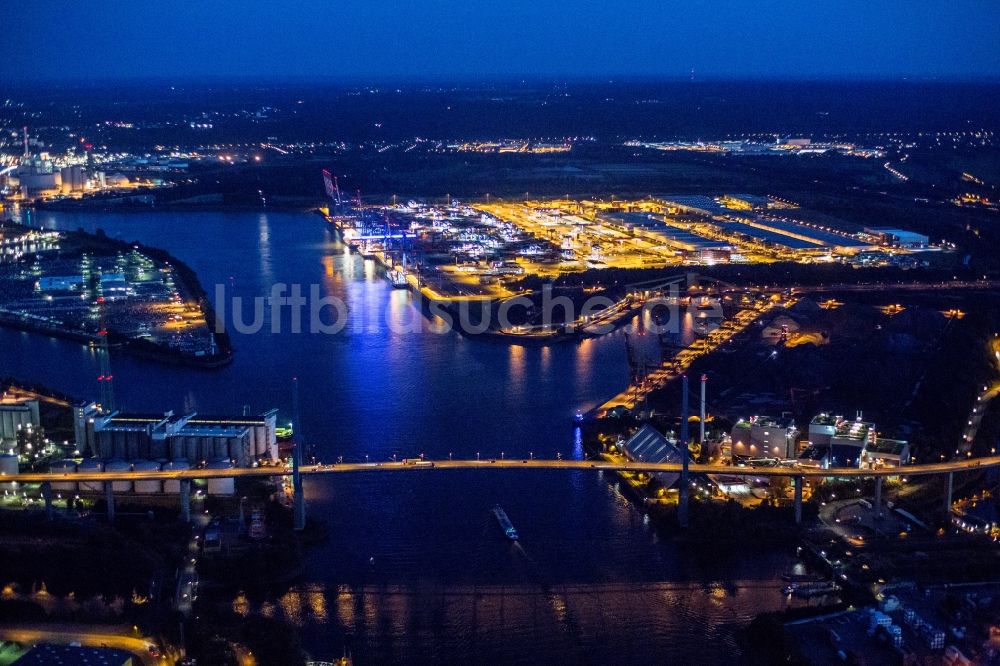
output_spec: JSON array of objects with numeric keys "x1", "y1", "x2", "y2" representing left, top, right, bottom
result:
[
  {"x1": 679, "y1": 374, "x2": 690, "y2": 528},
  {"x1": 700, "y1": 374, "x2": 707, "y2": 444},
  {"x1": 22, "y1": 127, "x2": 29, "y2": 156}
]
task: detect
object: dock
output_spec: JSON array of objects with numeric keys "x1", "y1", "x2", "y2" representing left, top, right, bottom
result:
[{"x1": 597, "y1": 299, "x2": 796, "y2": 413}]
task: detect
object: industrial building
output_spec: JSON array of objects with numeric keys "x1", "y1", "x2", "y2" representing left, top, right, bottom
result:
[
  {"x1": 730, "y1": 415, "x2": 798, "y2": 459},
  {"x1": 799, "y1": 413, "x2": 885, "y2": 469},
  {"x1": 808, "y1": 413, "x2": 877, "y2": 450},
  {"x1": 76, "y1": 408, "x2": 279, "y2": 466},
  {"x1": 861, "y1": 438, "x2": 911, "y2": 468},
  {"x1": 657, "y1": 195, "x2": 746, "y2": 218},
  {"x1": 652, "y1": 195, "x2": 880, "y2": 256},
  {"x1": 863, "y1": 227, "x2": 931, "y2": 249},
  {"x1": 604, "y1": 212, "x2": 733, "y2": 260},
  {"x1": 719, "y1": 193, "x2": 774, "y2": 210},
  {"x1": 797, "y1": 443, "x2": 863, "y2": 469},
  {"x1": 619, "y1": 424, "x2": 692, "y2": 489},
  {"x1": 0, "y1": 396, "x2": 40, "y2": 451},
  {"x1": 807, "y1": 413, "x2": 839, "y2": 448}
]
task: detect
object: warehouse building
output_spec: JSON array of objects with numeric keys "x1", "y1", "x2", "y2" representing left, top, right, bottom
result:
[
  {"x1": 863, "y1": 227, "x2": 930, "y2": 249},
  {"x1": 619, "y1": 424, "x2": 693, "y2": 490}
]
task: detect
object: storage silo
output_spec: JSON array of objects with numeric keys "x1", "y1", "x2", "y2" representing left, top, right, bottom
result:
[
  {"x1": 246, "y1": 425, "x2": 261, "y2": 459},
  {"x1": 104, "y1": 459, "x2": 133, "y2": 492},
  {"x1": 132, "y1": 460, "x2": 162, "y2": 494},
  {"x1": 206, "y1": 459, "x2": 235, "y2": 495},
  {"x1": 261, "y1": 409, "x2": 279, "y2": 461},
  {"x1": 148, "y1": 436, "x2": 168, "y2": 460},
  {"x1": 77, "y1": 458, "x2": 104, "y2": 492},
  {"x1": 162, "y1": 459, "x2": 191, "y2": 493},
  {"x1": 168, "y1": 436, "x2": 184, "y2": 462},
  {"x1": 185, "y1": 437, "x2": 201, "y2": 464},
  {"x1": 95, "y1": 431, "x2": 115, "y2": 460},
  {"x1": 230, "y1": 432, "x2": 253, "y2": 468},
  {"x1": 214, "y1": 436, "x2": 231, "y2": 461},
  {"x1": 112, "y1": 432, "x2": 128, "y2": 460},
  {"x1": 49, "y1": 459, "x2": 77, "y2": 492},
  {"x1": 126, "y1": 431, "x2": 143, "y2": 460}
]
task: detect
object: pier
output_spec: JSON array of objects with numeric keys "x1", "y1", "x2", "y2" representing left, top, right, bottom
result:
[{"x1": 597, "y1": 298, "x2": 794, "y2": 413}]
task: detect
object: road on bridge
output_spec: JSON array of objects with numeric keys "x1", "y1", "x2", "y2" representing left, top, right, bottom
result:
[{"x1": 6, "y1": 454, "x2": 1000, "y2": 485}]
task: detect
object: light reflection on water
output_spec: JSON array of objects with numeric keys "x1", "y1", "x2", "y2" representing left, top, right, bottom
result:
[
  {"x1": 234, "y1": 580, "x2": 796, "y2": 662},
  {"x1": 7, "y1": 210, "x2": 797, "y2": 662}
]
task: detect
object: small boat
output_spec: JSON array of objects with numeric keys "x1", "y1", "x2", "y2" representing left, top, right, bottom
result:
[
  {"x1": 492, "y1": 505, "x2": 519, "y2": 541},
  {"x1": 387, "y1": 269, "x2": 409, "y2": 288}
]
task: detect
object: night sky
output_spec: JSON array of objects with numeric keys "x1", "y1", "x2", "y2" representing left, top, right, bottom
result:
[{"x1": 6, "y1": 0, "x2": 1000, "y2": 81}]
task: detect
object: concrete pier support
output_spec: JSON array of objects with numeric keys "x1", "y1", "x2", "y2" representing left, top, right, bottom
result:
[
  {"x1": 678, "y1": 375, "x2": 690, "y2": 529},
  {"x1": 945, "y1": 471, "x2": 954, "y2": 515},
  {"x1": 180, "y1": 480, "x2": 191, "y2": 523},
  {"x1": 293, "y1": 482, "x2": 306, "y2": 531},
  {"x1": 699, "y1": 374, "x2": 707, "y2": 444},
  {"x1": 105, "y1": 483, "x2": 115, "y2": 522},
  {"x1": 292, "y1": 377, "x2": 306, "y2": 532},
  {"x1": 874, "y1": 476, "x2": 883, "y2": 520},
  {"x1": 793, "y1": 476, "x2": 803, "y2": 524},
  {"x1": 41, "y1": 481, "x2": 53, "y2": 520}
]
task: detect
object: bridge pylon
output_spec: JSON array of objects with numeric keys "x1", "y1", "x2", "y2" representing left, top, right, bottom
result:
[{"x1": 292, "y1": 377, "x2": 306, "y2": 531}]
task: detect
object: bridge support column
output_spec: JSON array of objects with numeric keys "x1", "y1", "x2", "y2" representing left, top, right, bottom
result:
[
  {"x1": 874, "y1": 476, "x2": 883, "y2": 520},
  {"x1": 180, "y1": 480, "x2": 191, "y2": 523},
  {"x1": 678, "y1": 375, "x2": 690, "y2": 529},
  {"x1": 293, "y1": 481, "x2": 306, "y2": 531},
  {"x1": 945, "y1": 471, "x2": 954, "y2": 515},
  {"x1": 793, "y1": 476, "x2": 803, "y2": 525},
  {"x1": 105, "y1": 482, "x2": 115, "y2": 523},
  {"x1": 41, "y1": 481, "x2": 53, "y2": 520}
]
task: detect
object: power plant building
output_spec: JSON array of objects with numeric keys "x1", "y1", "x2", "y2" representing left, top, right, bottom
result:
[
  {"x1": 799, "y1": 413, "x2": 880, "y2": 469},
  {"x1": 730, "y1": 415, "x2": 798, "y2": 459}
]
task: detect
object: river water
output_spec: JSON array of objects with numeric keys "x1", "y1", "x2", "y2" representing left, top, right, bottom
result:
[{"x1": 7, "y1": 208, "x2": 796, "y2": 663}]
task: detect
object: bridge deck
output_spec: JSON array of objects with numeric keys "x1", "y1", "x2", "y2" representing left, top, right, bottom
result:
[{"x1": 4, "y1": 455, "x2": 995, "y2": 484}]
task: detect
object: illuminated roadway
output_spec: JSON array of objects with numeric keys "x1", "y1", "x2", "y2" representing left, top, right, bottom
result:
[{"x1": 8, "y1": 455, "x2": 1000, "y2": 485}]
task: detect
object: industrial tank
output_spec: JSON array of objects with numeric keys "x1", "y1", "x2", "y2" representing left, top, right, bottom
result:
[
  {"x1": 76, "y1": 458, "x2": 104, "y2": 492},
  {"x1": 104, "y1": 459, "x2": 133, "y2": 492},
  {"x1": 162, "y1": 459, "x2": 191, "y2": 493},
  {"x1": 184, "y1": 437, "x2": 202, "y2": 464},
  {"x1": 49, "y1": 459, "x2": 77, "y2": 492},
  {"x1": 206, "y1": 459, "x2": 235, "y2": 496},
  {"x1": 168, "y1": 436, "x2": 185, "y2": 462},
  {"x1": 148, "y1": 437, "x2": 168, "y2": 460},
  {"x1": 132, "y1": 460, "x2": 162, "y2": 494}
]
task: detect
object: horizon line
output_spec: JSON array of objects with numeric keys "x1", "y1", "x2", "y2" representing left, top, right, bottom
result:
[{"x1": 5, "y1": 73, "x2": 1000, "y2": 88}]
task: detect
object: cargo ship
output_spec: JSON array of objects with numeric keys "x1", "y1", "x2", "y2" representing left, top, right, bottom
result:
[
  {"x1": 492, "y1": 505, "x2": 519, "y2": 541},
  {"x1": 783, "y1": 582, "x2": 840, "y2": 598}
]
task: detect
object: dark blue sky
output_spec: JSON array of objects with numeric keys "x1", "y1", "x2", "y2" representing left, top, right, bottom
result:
[{"x1": 6, "y1": 1, "x2": 1000, "y2": 81}]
